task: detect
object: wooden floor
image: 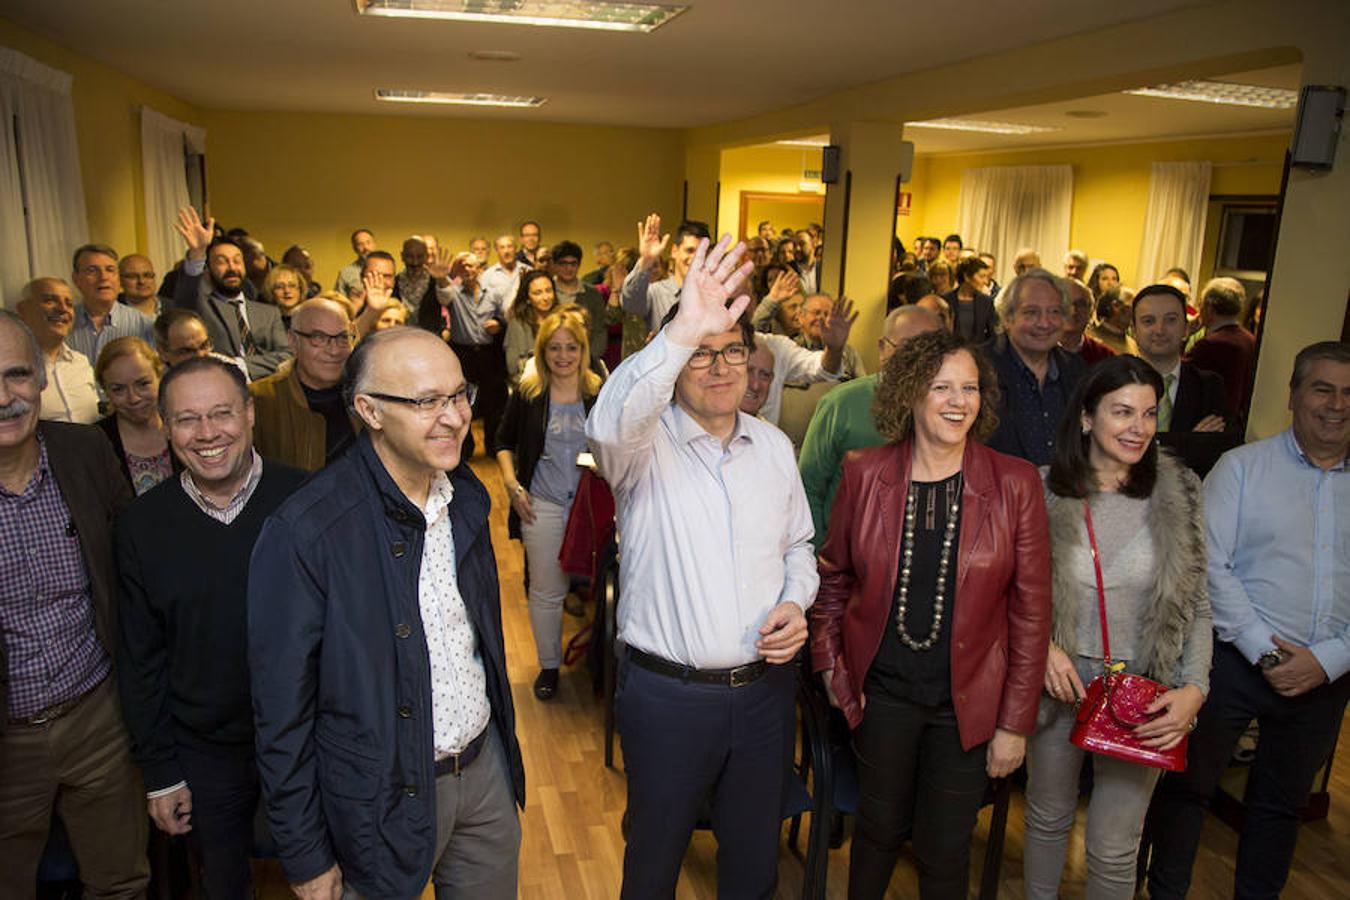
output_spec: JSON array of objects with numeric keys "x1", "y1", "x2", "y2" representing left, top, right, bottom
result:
[{"x1": 259, "y1": 425, "x2": 1350, "y2": 899}]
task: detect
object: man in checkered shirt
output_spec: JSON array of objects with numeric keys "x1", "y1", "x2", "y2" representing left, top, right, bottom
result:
[{"x1": 0, "y1": 309, "x2": 149, "y2": 895}]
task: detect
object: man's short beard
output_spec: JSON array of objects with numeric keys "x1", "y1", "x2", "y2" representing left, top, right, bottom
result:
[{"x1": 210, "y1": 271, "x2": 243, "y2": 294}]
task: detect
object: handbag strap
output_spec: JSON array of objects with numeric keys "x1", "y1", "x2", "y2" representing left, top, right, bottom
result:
[{"x1": 1082, "y1": 501, "x2": 1113, "y2": 666}]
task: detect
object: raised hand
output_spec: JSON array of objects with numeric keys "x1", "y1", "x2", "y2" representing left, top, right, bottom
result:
[
  {"x1": 636, "y1": 213, "x2": 670, "y2": 271},
  {"x1": 767, "y1": 269, "x2": 800, "y2": 302},
  {"x1": 426, "y1": 246, "x2": 454, "y2": 282},
  {"x1": 173, "y1": 206, "x2": 215, "y2": 260},
  {"x1": 363, "y1": 269, "x2": 395, "y2": 314},
  {"x1": 665, "y1": 235, "x2": 754, "y2": 347},
  {"x1": 821, "y1": 295, "x2": 858, "y2": 351}
]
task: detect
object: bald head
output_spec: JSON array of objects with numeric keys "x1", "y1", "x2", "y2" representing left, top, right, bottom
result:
[
  {"x1": 290, "y1": 297, "x2": 351, "y2": 332},
  {"x1": 348, "y1": 328, "x2": 472, "y2": 492},
  {"x1": 879, "y1": 305, "x2": 942, "y2": 364},
  {"x1": 914, "y1": 294, "x2": 953, "y2": 334}
]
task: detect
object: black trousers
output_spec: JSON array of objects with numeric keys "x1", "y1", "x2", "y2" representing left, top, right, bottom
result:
[
  {"x1": 452, "y1": 341, "x2": 507, "y2": 455},
  {"x1": 616, "y1": 658, "x2": 796, "y2": 900},
  {"x1": 1147, "y1": 641, "x2": 1350, "y2": 900},
  {"x1": 176, "y1": 739, "x2": 263, "y2": 900},
  {"x1": 848, "y1": 693, "x2": 989, "y2": 900}
]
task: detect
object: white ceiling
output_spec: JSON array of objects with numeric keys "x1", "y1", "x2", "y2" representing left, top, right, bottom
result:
[
  {"x1": 768, "y1": 64, "x2": 1298, "y2": 155},
  {"x1": 2, "y1": 0, "x2": 1212, "y2": 128},
  {"x1": 903, "y1": 64, "x2": 1300, "y2": 154}
]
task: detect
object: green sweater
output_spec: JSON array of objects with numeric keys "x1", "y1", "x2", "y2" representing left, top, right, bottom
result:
[{"x1": 797, "y1": 372, "x2": 886, "y2": 550}]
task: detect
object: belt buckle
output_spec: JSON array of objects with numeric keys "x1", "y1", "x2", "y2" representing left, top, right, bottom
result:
[{"x1": 729, "y1": 664, "x2": 755, "y2": 688}]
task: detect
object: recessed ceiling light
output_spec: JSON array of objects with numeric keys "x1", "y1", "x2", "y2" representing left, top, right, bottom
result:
[
  {"x1": 357, "y1": 0, "x2": 688, "y2": 33},
  {"x1": 375, "y1": 89, "x2": 547, "y2": 108},
  {"x1": 775, "y1": 136, "x2": 830, "y2": 148},
  {"x1": 468, "y1": 50, "x2": 522, "y2": 62},
  {"x1": 906, "y1": 118, "x2": 1061, "y2": 135},
  {"x1": 1065, "y1": 109, "x2": 1108, "y2": 119},
  {"x1": 1124, "y1": 80, "x2": 1298, "y2": 109}
]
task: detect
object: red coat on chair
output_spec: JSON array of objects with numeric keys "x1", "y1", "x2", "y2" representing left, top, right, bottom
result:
[{"x1": 810, "y1": 439, "x2": 1052, "y2": 749}]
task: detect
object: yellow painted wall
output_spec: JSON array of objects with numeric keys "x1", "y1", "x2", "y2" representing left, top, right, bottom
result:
[
  {"x1": 0, "y1": 16, "x2": 203, "y2": 266},
  {"x1": 718, "y1": 144, "x2": 825, "y2": 239},
  {"x1": 904, "y1": 133, "x2": 1289, "y2": 285},
  {"x1": 203, "y1": 110, "x2": 685, "y2": 285}
]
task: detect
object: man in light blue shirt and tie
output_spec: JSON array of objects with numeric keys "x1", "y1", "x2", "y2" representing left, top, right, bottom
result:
[
  {"x1": 1148, "y1": 340, "x2": 1350, "y2": 900},
  {"x1": 588, "y1": 234, "x2": 816, "y2": 899}
]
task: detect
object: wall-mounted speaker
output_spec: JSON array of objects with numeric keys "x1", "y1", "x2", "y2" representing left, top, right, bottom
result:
[
  {"x1": 821, "y1": 145, "x2": 841, "y2": 184},
  {"x1": 1291, "y1": 85, "x2": 1344, "y2": 171}
]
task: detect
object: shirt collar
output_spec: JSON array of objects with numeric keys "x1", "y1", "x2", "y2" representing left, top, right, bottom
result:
[
  {"x1": 0, "y1": 432, "x2": 50, "y2": 501},
  {"x1": 1286, "y1": 427, "x2": 1350, "y2": 472},
  {"x1": 669, "y1": 402, "x2": 754, "y2": 449},
  {"x1": 1011, "y1": 346, "x2": 1060, "y2": 383},
  {"x1": 422, "y1": 471, "x2": 455, "y2": 525},
  {"x1": 181, "y1": 448, "x2": 263, "y2": 514}
]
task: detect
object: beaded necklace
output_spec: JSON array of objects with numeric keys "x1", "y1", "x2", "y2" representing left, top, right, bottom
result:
[{"x1": 895, "y1": 473, "x2": 962, "y2": 651}]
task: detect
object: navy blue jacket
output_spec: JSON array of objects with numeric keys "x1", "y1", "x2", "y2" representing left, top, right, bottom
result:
[{"x1": 248, "y1": 433, "x2": 524, "y2": 896}]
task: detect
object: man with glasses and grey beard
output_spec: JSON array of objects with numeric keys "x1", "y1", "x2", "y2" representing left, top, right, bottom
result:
[
  {"x1": 249, "y1": 327, "x2": 523, "y2": 900},
  {"x1": 587, "y1": 235, "x2": 816, "y2": 898},
  {"x1": 0, "y1": 309, "x2": 148, "y2": 896}
]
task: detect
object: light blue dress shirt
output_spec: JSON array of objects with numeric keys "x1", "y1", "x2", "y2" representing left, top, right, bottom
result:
[
  {"x1": 67, "y1": 302, "x2": 155, "y2": 366},
  {"x1": 1205, "y1": 428, "x2": 1349, "y2": 680},
  {"x1": 586, "y1": 330, "x2": 819, "y2": 669}
]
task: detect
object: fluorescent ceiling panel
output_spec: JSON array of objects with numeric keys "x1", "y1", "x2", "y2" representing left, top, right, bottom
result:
[
  {"x1": 905, "y1": 118, "x2": 1061, "y2": 135},
  {"x1": 776, "y1": 136, "x2": 830, "y2": 147},
  {"x1": 375, "y1": 89, "x2": 548, "y2": 107},
  {"x1": 358, "y1": 0, "x2": 688, "y2": 32},
  {"x1": 1124, "y1": 80, "x2": 1299, "y2": 109}
]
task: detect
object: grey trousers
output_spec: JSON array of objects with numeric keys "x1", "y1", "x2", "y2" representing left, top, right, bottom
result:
[
  {"x1": 344, "y1": 727, "x2": 521, "y2": 900},
  {"x1": 1022, "y1": 656, "x2": 1161, "y2": 900}
]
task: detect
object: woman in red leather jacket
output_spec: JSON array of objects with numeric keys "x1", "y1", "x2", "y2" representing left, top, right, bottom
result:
[{"x1": 811, "y1": 329, "x2": 1052, "y2": 899}]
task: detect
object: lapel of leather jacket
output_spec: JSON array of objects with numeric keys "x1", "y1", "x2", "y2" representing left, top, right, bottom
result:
[
  {"x1": 956, "y1": 441, "x2": 994, "y2": 597},
  {"x1": 878, "y1": 442, "x2": 910, "y2": 599}
]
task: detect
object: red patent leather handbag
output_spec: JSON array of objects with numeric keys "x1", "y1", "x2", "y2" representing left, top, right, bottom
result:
[{"x1": 1069, "y1": 502, "x2": 1188, "y2": 772}]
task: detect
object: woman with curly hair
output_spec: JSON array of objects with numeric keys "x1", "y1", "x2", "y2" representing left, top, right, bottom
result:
[
  {"x1": 495, "y1": 307, "x2": 604, "y2": 700},
  {"x1": 1087, "y1": 262, "x2": 1121, "y2": 301},
  {"x1": 811, "y1": 329, "x2": 1053, "y2": 899}
]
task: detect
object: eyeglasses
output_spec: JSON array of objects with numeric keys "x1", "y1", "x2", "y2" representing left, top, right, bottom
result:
[
  {"x1": 292, "y1": 329, "x2": 354, "y2": 350},
  {"x1": 170, "y1": 407, "x2": 241, "y2": 430},
  {"x1": 366, "y1": 384, "x2": 477, "y2": 416},
  {"x1": 688, "y1": 343, "x2": 750, "y2": 369}
]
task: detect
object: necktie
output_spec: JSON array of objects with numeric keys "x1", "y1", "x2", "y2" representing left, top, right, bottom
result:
[
  {"x1": 231, "y1": 300, "x2": 258, "y2": 356},
  {"x1": 1158, "y1": 372, "x2": 1176, "y2": 432}
]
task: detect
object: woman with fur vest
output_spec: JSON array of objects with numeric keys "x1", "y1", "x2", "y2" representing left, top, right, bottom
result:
[{"x1": 1022, "y1": 355, "x2": 1212, "y2": 899}]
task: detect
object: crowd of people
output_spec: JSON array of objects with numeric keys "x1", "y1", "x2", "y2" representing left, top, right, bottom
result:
[{"x1": 0, "y1": 204, "x2": 1346, "y2": 900}]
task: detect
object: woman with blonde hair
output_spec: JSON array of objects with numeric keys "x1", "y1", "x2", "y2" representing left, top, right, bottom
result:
[
  {"x1": 261, "y1": 264, "x2": 309, "y2": 325},
  {"x1": 94, "y1": 336, "x2": 180, "y2": 494},
  {"x1": 495, "y1": 307, "x2": 605, "y2": 699}
]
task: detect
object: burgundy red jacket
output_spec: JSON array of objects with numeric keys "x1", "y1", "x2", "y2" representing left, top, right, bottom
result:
[{"x1": 810, "y1": 439, "x2": 1052, "y2": 749}]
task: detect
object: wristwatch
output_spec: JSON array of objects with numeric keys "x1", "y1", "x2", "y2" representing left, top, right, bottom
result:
[{"x1": 1257, "y1": 649, "x2": 1287, "y2": 670}]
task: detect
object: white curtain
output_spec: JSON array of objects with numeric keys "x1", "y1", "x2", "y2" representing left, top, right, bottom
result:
[
  {"x1": 1136, "y1": 161, "x2": 1211, "y2": 287},
  {"x1": 956, "y1": 164, "x2": 1073, "y2": 288},
  {"x1": 0, "y1": 48, "x2": 89, "y2": 308},
  {"x1": 141, "y1": 107, "x2": 205, "y2": 276}
]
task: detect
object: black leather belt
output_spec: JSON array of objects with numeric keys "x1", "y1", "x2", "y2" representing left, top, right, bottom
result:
[
  {"x1": 434, "y1": 727, "x2": 488, "y2": 778},
  {"x1": 628, "y1": 647, "x2": 768, "y2": 688}
]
